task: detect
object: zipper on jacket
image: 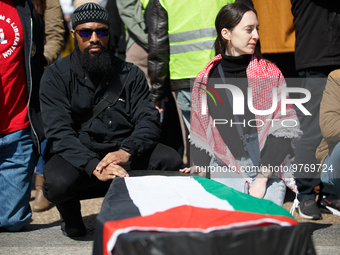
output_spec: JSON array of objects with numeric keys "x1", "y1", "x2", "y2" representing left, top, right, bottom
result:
[{"x1": 27, "y1": 18, "x2": 40, "y2": 154}]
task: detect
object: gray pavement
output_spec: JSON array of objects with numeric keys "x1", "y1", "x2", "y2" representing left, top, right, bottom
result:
[
  {"x1": 310, "y1": 224, "x2": 340, "y2": 255},
  {"x1": 1, "y1": 187, "x2": 340, "y2": 254},
  {"x1": 0, "y1": 226, "x2": 94, "y2": 255},
  {"x1": 0, "y1": 191, "x2": 100, "y2": 255}
]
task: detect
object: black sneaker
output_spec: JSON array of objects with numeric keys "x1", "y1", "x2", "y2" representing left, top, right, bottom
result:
[
  {"x1": 319, "y1": 196, "x2": 340, "y2": 216},
  {"x1": 298, "y1": 200, "x2": 322, "y2": 220}
]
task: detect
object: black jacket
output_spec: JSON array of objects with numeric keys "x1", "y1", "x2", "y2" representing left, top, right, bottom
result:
[
  {"x1": 291, "y1": 0, "x2": 340, "y2": 70},
  {"x1": 147, "y1": 0, "x2": 191, "y2": 102},
  {"x1": 14, "y1": 0, "x2": 46, "y2": 153},
  {"x1": 39, "y1": 52, "x2": 160, "y2": 177}
]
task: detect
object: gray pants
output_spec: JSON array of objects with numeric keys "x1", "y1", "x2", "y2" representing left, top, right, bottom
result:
[{"x1": 210, "y1": 156, "x2": 286, "y2": 206}]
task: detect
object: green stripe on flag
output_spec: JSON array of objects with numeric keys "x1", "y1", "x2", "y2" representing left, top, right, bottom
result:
[{"x1": 194, "y1": 177, "x2": 293, "y2": 218}]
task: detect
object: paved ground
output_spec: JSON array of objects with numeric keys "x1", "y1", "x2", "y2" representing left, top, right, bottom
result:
[
  {"x1": 0, "y1": 179, "x2": 339, "y2": 255},
  {"x1": 282, "y1": 189, "x2": 340, "y2": 255}
]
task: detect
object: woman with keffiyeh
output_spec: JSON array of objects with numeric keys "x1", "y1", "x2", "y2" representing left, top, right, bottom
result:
[{"x1": 181, "y1": 3, "x2": 301, "y2": 206}]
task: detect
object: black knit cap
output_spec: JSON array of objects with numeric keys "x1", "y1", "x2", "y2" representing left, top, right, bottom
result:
[{"x1": 72, "y1": 2, "x2": 110, "y2": 28}]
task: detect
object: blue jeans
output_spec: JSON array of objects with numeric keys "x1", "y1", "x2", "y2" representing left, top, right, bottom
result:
[
  {"x1": 175, "y1": 89, "x2": 191, "y2": 131},
  {"x1": 321, "y1": 142, "x2": 340, "y2": 196},
  {"x1": 35, "y1": 139, "x2": 47, "y2": 175},
  {"x1": 0, "y1": 127, "x2": 36, "y2": 231},
  {"x1": 210, "y1": 156, "x2": 286, "y2": 206}
]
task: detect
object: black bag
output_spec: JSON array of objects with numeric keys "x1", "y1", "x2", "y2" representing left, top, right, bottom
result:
[{"x1": 218, "y1": 64, "x2": 260, "y2": 166}]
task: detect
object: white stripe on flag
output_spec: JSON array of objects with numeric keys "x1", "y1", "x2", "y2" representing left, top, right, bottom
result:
[{"x1": 124, "y1": 176, "x2": 234, "y2": 216}]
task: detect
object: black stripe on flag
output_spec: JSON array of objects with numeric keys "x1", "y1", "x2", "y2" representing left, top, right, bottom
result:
[
  {"x1": 93, "y1": 177, "x2": 141, "y2": 255},
  {"x1": 99, "y1": 177, "x2": 141, "y2": 221}
]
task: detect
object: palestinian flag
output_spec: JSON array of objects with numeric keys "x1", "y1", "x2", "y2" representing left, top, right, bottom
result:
[{"x1": 97, "y1": 176, "x2": 298, "y2": 255}]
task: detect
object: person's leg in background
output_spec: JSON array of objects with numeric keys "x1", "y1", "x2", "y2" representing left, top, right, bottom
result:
[
  {"x1": 320, "y1": 142, "x2": 340, "y2": 215},
  {"x1": 295, "y1": 66, "x2": 340, "y2": 219},
  {"x1": 0, "y1": 127, "x2": 36, "y2": 231},
  {"x1": 159, "y1": 92, "x2": 184, "y2": 160},
  {"x1": 174, "y1": 88, "x2": 191, "y2": 166},
  {"x1": 32, "y1": 139, "x2": 50, "y2": 212},
  {"x1": 126, "y1": 42, "x2": 151, "y2": 87},
  {"x1": 175, "y1": 88, "x2": 191, "y2": 131}
]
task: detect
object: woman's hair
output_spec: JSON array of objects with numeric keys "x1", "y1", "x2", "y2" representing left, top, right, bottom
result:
[{"x1": 214, "y1": 3, "x2": 258, "y2": 56}]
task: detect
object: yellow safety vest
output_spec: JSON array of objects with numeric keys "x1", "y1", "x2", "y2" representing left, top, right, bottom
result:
[
  {"x1": 159, "y1": 0, "x2": 235, "y2": 80},
  {"x1": 140, "y1": 0, "x2": 149, "y2": 12}
]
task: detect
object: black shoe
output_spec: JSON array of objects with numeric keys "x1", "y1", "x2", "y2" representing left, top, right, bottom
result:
[
  {"x1": 319, "y1": 196, "x2": 340, "y2": 216},
  {"x1": 57, "y1": 199, "x2": 87, "y2": 237},
  {"x1": 60, "y1": 213, "x2": 87, "y2": 237},
  {"x1": 298, "y1": 200, "x2": 322, "y2": 220}
]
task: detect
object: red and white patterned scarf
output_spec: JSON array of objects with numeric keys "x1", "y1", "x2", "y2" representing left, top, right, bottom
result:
[{"x1": 190, "y1": 54, "x2": 301, "y2": 193}]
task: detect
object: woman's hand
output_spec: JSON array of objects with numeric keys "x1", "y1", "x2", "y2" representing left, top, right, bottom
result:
[
  {"x1": 248, "y1": 175, "x2": 268, "y2": 199},
  {"x1": 179, "y1": 167, "x2": 192, "y2": 173},
  {"x1": 179, "y1": 166, "x2": 207, "y2": 177}
]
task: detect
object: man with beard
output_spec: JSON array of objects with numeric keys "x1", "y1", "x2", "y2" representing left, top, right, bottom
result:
[{"x1": 39, "y1": 3, "x2": 182, "y2": 237}]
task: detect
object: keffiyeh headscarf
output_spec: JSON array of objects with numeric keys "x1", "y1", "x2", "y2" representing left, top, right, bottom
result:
[{"x1": 190, "y1": 54, "x2": 302, "y2": 193}]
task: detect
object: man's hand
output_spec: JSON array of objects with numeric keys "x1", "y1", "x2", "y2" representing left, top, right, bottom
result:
[
  {"x1": 96, "y1": 149, "x2": 131, "y2": 172},
  {"x1": 93, "y1": 163, "x2": 129, "y2": 181},
  {"x1": 248, "y1": 175, "x2": 268, "y2": 199}
]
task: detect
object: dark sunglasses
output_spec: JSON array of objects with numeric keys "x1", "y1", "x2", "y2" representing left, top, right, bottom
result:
[{"x1": 75, "y1": 28, "x2": 109, "y2": 38}]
